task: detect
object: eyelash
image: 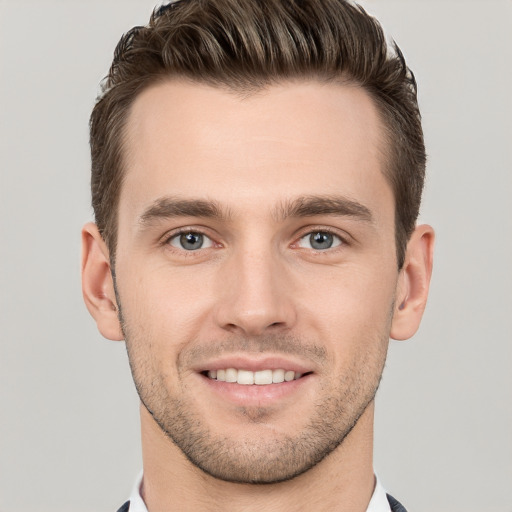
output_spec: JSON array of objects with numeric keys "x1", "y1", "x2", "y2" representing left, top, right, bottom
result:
[
  {"x1": 161, "y1": 227, "x2": 350, "y2": 253},
  {"x1": 294, "y1": 227, "x2": 348, "y2": 250},
  {"x1": 161, "y1": 228, "x2": 217, "y2": 250}
]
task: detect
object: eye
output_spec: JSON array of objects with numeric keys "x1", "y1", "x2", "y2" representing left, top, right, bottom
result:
[
  {"x1": 297, "y1": 231, "x2": 343, "y2": 250},
  {"x1": 168, "y1": 231, "x2": 213, "y2": 251}
]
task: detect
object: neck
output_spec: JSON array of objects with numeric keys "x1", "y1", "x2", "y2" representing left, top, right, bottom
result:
[{"x1": 139, "y1": 403, "x2": 376, "y2": 512}]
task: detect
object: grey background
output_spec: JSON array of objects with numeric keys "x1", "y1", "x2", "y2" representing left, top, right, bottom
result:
[{"x1": 1, "y1": 1, "x2": 511, "y2": 511}]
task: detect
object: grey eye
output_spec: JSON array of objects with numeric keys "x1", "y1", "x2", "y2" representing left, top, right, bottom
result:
[
  {"x1": 169, "y1": 232, "x2": 213, "y2": 251},
  {"x1": 298, "y1": 231, "x2": 342, "y2": 250}
]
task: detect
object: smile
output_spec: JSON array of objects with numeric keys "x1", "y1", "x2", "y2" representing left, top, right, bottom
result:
[
  {"x1": 198, "y1": 359, "x2": 315, "y2": 406},
  {"x1": 205, "y1": 368, "x2": 305, "y2": 385}
]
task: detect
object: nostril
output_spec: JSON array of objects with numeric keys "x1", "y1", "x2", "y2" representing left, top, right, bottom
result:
[{"x1": 223, "y1": 323, "x2": 239, "y2": 333}]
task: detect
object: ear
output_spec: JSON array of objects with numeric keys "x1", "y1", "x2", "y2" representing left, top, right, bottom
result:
[
  {"x1": 390, "y1": 224, "x2": 435, "y2": 340},
  {"x1": 81, "y1": 222, "x2": 124, "y2": 341}
]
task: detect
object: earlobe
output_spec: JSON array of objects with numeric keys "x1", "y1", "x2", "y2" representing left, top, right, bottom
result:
[
  {"x1": 81, "y1": 222, "x2": 124, "y2": 341},
  {"x1": 390, "y1": 224, "x2": 435, "y2": 341}
]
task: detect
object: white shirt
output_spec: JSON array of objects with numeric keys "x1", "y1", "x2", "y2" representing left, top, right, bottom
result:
[{"x1": 127, "y1": 471, "x2": 392, "y2": 511}]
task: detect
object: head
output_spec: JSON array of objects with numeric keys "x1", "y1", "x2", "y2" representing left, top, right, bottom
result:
[
  {"x1": 90, "y1": 0, "x2": 425, "y2": 270},
  {"x1": 83, "y1": 0, "x2": 434, "y2": 486}
]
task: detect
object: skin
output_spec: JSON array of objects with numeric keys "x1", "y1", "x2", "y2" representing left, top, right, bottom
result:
[{"x1": 82, "y1": 80, "x2": 434, "y2": 511}]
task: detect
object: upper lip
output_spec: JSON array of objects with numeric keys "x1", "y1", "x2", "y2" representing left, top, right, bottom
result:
[{"x1": 193, "y1": 355, "x2": 315, "y2": 374}]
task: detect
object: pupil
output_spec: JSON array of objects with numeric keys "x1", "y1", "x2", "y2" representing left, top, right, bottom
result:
[
  {"x1": 180, "y1": 232, "x2": 203, "y2": 250},
  {"x1": 311, "y1": 232, "x2": 333, "y2": 250}
]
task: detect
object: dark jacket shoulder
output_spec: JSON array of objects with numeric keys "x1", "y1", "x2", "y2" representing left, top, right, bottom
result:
[
  {"x1": 387, "y1": 493, "x2": 408, "y2": 512},
  {"x1": 116, "y1": 501, "x2": 130, "y2": 512}
]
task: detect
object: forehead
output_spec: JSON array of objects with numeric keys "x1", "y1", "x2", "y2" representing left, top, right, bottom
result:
[{"x1": 120, "y1": 79, "x2": 391, "y2": 224}]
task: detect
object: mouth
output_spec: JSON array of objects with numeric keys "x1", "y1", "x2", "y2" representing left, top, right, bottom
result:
[
  {"x1": 202, "y1": 368, "x2": 311, "y2": 385},
  {"x1": 194, "y1": 356, "x2": 316, "y2": 406}
]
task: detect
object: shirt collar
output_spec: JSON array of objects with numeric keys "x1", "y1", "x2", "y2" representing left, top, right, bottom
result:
[
  {"x1": 367, "y1": 475, "x2": 393, "y2": 512},
  {"x1": 127, "y1": 471, "x2": 391, "y2": 512},
  {"x1": 127, "y1": 470, "x2": 147, "y2": 512}
]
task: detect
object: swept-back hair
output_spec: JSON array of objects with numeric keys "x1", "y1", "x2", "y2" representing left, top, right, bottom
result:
[{"x1": 90, "y1": 0, "x2": 425, "y2": 268}]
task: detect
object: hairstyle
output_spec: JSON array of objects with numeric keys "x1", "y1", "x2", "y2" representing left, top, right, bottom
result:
[{"x1": 90, "y1": 0, "x2": 425, "y2": 268}]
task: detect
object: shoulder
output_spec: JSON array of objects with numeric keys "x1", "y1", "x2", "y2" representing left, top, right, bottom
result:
[
  {"x1": 116, "y1": 501, "x2": 130, "y2": 512},
  {"x1": 387, "y1": 494, "x2": 408, "y2": 512}
]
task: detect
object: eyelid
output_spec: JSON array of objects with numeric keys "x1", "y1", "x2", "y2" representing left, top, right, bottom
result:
[
  {"x1": 158, "y1": 225, "x2": 351, "y2": 252},
  {"x1": 292, "y1": 226, "x2": 350, "y2": 249},
  {"x1": 160, "y1": 226, "x2": 219, "y2": 249},
  {"x1": 169, "y1": 232, "x2": 213, "y2": 250}
]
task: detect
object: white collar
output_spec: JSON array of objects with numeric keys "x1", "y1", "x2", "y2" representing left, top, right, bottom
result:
[
  {"x1": 127, "y1": 470, "x2": 146, "y2": 512},
  {"x1": 128, "y1": 471, "x2": 392, "y2": 511},
  {"x1": 367, "y1": 475, "x2": 393, "y2": 512}
]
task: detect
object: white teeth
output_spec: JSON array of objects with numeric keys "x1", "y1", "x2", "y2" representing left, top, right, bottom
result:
[
  {"x1": 272, "y1": 369, "x2": 285, "y2": 383},
  {"x1": 237, "y1": 369, "x2": 254, "y2": 385},
  {"x1": 225, "y1": 368, "x2": 237, "y2": 383},
  {"x1": 207, "y1": 368, "x2": 305, "y2": 385},
  {"x1": 254, "y1": 369, "x2": 273, "y2": 385},
  {"x1": 284, "y1": 370, "x2": 295, "y2": 382}
]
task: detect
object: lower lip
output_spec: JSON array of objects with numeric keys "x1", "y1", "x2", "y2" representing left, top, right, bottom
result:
[{"x1": 198, "y1": 373, "x2": 313, "y2": 406}]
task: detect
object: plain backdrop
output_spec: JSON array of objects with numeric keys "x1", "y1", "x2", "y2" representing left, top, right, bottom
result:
[{"x1": 1, "y1": 1, "x2": 511, "y2": 511}]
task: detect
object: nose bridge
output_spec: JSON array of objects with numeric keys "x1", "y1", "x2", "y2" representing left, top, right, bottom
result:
[{"x1": 214, "y1": 237, "x2": 295, "y2": 335}]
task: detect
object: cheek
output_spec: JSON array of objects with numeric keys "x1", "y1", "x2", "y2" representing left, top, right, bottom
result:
[
  {"x1": 118, "y1": 265, "x2": 214, "y2": 350},
  {"x1": 308, "y1": 260, "x2": 396, "y2": 308},
  {"x1": 299, "y1": 264, "x2": 397, "y2": 351}
]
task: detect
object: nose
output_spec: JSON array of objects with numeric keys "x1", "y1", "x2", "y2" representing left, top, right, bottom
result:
[{"x1": 213, "y1": 245, "x2": 297, "y2": 336}]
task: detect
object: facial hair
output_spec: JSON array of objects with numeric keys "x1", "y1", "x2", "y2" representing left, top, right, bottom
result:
[{"x1": 120, "y1": 313, "x2": 389, "y2": 484}]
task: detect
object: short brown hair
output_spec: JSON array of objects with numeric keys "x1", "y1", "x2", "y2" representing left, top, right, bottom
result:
[{"x1": 90, "y1": 0, "x2": 425, "y2": 268}]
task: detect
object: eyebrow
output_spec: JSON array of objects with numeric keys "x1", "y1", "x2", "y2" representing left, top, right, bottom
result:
[
  {"x1": 138, "y1": 197, "x2": 230, "y2": 225},
  {"x1": 137, "y1": 194, "x2": 373, "y2": 226},
  {"x1": 273, "y1": 195, "x2": 373, "y2": 222}
]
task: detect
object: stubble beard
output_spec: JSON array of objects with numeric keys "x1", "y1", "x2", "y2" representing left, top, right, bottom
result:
[{"x1": 122, "y1": 325, "x2": 388, "y2": 485}]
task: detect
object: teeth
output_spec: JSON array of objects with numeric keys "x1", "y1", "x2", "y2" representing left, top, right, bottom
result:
[
  {"x1": 284, "y1": 370, "x2": 295, "y2": 382},
  {"x1": 237, "y1": 369, "x2": 254, "y2": 385},
  {"x1": 225, "y1": 368, "x2": 237, "y2": 383},
  {"x1": 208, "y1": 368, "x2": 305, "y2": 385},
  {"x1": 272, "y1": 369, "x2": 285, "y2": 383},
  {"x1": 254, "y1": 369, "x2": 273, "y2": 385}
]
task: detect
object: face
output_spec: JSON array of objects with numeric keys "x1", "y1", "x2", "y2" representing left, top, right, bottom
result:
[{"x1": 114, "y1": 80, "x2": 399, "y2": 483}]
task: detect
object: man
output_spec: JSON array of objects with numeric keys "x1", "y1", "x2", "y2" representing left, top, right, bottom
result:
[{"x1": 81, "y1": 0, "x2": 434, "y2": 510}]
